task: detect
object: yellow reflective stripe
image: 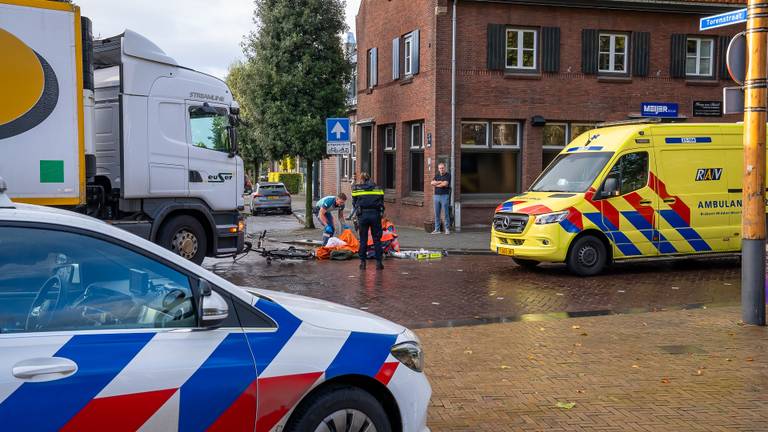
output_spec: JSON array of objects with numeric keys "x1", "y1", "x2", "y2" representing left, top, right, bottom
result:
[{"x1": 351, "y1": 190, "x2": 384, "y2": 196}]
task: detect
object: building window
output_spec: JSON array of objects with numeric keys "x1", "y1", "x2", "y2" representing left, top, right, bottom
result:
[
  {"x1": 461, "y1": 120, "x2": 521, "y2": 196},
  {"x1": 598, "y1": 33, "x2": 628, "y2": 73},
  {"x1": 570, "y1": 123, "x2": 595, "y2": 140},
  {"x1": 410, "y1": 123, "x2": 424, "y2": 193},
  {"x1": 367, "y1": 48, "x2": 377, "y2": 88},
  {"x1": 686, "y1": 37, "x2": 714, "y2": 77},
  {"x1": 383, "y1": 125, "x2": 396, "y2": 190},
  {"x1": 461, "y1": 122, "x2": 489, "y2": 147},
  {"x1": 506, "y1": 29, "x2": 537, "y2": 70},
  {"x1": 492, "y1": 122, "x2": 519, "y2": 147},
  {"x1": 404, "y1": 34, "x2": 414, "y2": 76},
  {"x1": 542, "y1": 123, "x2": 567, "y2": 170}
]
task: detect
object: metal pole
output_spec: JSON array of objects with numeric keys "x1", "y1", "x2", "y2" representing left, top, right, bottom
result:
[
  {"x1": 450, "y1": 0, "x2": 459, "y2": 231},
  {"x1": 742, "y1": 0, "x2": 767, "y2": 326}
]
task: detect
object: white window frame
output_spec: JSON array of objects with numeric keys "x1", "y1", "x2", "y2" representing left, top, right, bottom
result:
[
  {"x1": 384, "y1": 125, "x2": 395, "y2": 150},
  {"x1": 491, "y1": 121, "x2": 521, "y2": 149},
  {"x1": 404, "y1": 34, "x2": 414, "y2": 76},
  {"x1": 542, "y1": 123, "x2": 568, "y2": 151},
  {"x1": 461, "y1": 121, "x2": 490, "y2": 148},
  {"x1": 367, "y1": 49, "x2": 376, "y2": 88},
  {"x1": 505, "y1": 29, "x2": 537, "y2": 70},
  {"x1": 410, "y1": 123, "x2": 424, "y2": 149},
  {"x1": 598, "y1": 33, "x2": 628, "y2": 73},
  {"x1": 686, "y1": 37, "x2": 714, "y2": 77}
]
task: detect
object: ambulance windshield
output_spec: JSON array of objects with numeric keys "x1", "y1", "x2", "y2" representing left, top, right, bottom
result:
[{"x1": 531, "y1": 152, "x2": 613, "y2": 193}]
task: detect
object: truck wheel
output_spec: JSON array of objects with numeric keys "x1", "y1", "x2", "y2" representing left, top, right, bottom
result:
[
  {"x1": 513, "y1": 258, "x2": 540, "y2": 270},
  {"x1": 159, "y1": 215, "x2": 207, "y2": 265},
  {"x1": 566, "y1": 235, "x2": 607, "y2": 276},
  {"x1": 285, "y1": 385, "x2": 391, "y2": 432}
]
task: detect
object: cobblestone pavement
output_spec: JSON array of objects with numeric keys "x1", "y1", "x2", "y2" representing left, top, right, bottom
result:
[
  {"x1": 419, "y1": 306, "x2": 768, "y2": 431},
  {"x1": 205, "y1": 248, "x2": 741, "y2": 329}
]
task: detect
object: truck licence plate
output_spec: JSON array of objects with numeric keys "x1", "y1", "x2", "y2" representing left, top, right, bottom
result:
[{"x1": 497, "y1": 247, "x2": 515, "y2": 256}]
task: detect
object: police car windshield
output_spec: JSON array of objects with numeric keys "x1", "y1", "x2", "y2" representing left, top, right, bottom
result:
[{"x1": 530, "y1": 152, "x2": 613, "y2": 193}]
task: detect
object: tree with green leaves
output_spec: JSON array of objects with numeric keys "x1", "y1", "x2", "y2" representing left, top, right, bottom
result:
[
  {"x1": 243, "y1": 0, "x2": 350, "y2": 228},
  {"x1": 226, "y1": 61, "x2": 266, "y2": 178}
]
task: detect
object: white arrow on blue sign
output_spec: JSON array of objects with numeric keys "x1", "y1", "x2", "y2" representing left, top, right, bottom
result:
[
  {"x1": 700, "y1": 8, "x2": 747, "y2": 31},
  {"x1": 325, "y1": 118, "x2": 350, "y2": 143}
]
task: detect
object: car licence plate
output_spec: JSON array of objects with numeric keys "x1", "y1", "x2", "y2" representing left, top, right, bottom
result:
[
  {"x1": 497, "y1": 247, "x2": 514, "y2": 256},
  {"x1": 267, "y1": 196, "x2": 280, "y2": 200}
]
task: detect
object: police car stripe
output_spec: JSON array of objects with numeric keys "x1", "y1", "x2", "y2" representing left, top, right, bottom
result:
[
  {"x1": 138, "y1": 389, "x2": 181, "y2": 432},
  {"x1": 325, "y1": 332, "x2": 398, "y2": 380},
  {"x1": 247, "y1": 298, "x2": 303, "y2": 375},
  {"x1": 178, "y1": 333, "x2": 257, "y2": 431},
  {"x1": 0, "y1": 332, "x2": 154, "y2": 431},
  {"x1": 96, "y1": 330, "x2": 229, "y2": 398},
  {"x1": 62, "y1": 388, "x2": 176, "y2": 431},
  {"x1": 208, "y1": 379, "x2": 258, "y2": 432},
  {"x1": 259, "y1": 323, "x2": 350, "y2": 378}
]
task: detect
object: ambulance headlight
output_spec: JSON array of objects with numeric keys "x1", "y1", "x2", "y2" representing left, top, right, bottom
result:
[
  {"x1": 391, "y1": 341, "x2": 424, "y2": 373},
  {"x1": 534, "y1": 211, "x2": 569, "y2": 225}
]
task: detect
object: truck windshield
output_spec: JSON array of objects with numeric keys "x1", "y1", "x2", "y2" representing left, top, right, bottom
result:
[{"x1": 530, "y1": 152, "x2": 613, "y2": 193}]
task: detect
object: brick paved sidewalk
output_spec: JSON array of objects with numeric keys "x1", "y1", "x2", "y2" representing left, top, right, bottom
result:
[{"x1": 417, "y1": 306, "x2": 768, "y2": 431}]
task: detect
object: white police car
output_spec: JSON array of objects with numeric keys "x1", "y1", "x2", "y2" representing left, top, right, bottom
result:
[{"x1": 0, "y1": 179, "x2": 430, "y2": 431}]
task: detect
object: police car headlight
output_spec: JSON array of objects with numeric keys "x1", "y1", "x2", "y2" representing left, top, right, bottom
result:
[
  {"x1": 534, "y1": 211, "x2": 569, "y2": 225},
  {"x1": 391, "y1": 341, "x2": 424, "y2": 373}
]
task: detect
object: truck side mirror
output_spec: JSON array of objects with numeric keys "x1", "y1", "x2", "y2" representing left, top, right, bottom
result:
[{"x1": 601, "y1": 177, "x2": 620, "y2": 198}]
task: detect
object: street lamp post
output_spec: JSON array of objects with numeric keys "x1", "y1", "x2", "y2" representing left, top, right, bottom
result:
[{"x1": 741, "y1": 0, "x2": 767, "y2": 326}]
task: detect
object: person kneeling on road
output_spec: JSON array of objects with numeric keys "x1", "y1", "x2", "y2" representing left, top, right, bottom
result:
[
  {"x1": 314, "y1": 193, "x2": 347, "y2": 246},
  {"x1": 352, "y1": 172, "x2": 385, "y2": 270}
]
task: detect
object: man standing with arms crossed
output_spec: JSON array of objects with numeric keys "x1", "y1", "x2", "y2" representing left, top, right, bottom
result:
[
  {"x1": 352, "y1": 172, "x2": 385, "y2": 270},
  {"x1": 431, "y1": 162, "x2": 451, "y2": 234}
]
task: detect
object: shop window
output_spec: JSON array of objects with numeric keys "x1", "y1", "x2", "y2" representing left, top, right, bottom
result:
[
  {"x1": 686, "y1": 37, "x2": 714, "y2": 77},
  {"x1": 409, "y1": 123, "x2": 424, "y2": 192},
  {"x1": 570, "y1": 124, "x2": 595, "y2": 140},
  {"x1": 383, "y1": 125, "x2": 396, "y2": 190},
  {"x1": 542, "y1": 123, "x2": 566, "y2": 171},
  {"x1": 461, "y1": 122, "x2": 488, "y2": 147},
  {"x1": 598, "y1": 33, "x2": 628, "y2": 74},
  {"x1": 492, "y1": 122, "x2": 519, "y2": 147}
]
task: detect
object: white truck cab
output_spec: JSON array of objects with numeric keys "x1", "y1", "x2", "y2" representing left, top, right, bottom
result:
[{"x1": 0, "y1": 1, "x2": 245, "y2": 264}]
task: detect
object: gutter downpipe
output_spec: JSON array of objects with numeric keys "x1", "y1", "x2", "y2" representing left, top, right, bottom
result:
[{"x1": 451, "y1": 0, "x2": 460, "y2": 231}]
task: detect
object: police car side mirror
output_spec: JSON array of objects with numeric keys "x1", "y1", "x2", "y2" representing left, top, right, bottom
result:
[
  {"x1": 601, "y1": 177, "x2": 620, "y2": 198},
  {"x1": 199, "y1": 280, "x2": 229, "y2": 328}
]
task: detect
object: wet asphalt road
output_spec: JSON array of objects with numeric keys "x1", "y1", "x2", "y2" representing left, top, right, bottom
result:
[{"x1": 204, "y1": 245, "x2": 741, "y2": 328}]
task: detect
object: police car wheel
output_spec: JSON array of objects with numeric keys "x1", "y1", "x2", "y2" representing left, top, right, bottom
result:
[
  {"x1": 567, "y1": 235, "x2": 607, "y2": 276},
  {"x1": 513, "y1": 258, "x2": 540, "y2": 270},
  {"x1": 159, "y1": 215, "x2": 207, "y2": 265},
  {"x1": 286, "y1": 385, "x2": 391, "y2": 432}
]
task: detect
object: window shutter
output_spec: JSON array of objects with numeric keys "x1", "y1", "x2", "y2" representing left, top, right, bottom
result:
[
  {"x1": 392, "y1": 37, "x2": 400, "y2": 80},
  {"x1": 632, "y1": 32, "x2": 650, "y2": 77},
  {"x1": 487, "y1": 24, "x2": 506, "y2": 70},
  {"x1": 718, "y1": 35, "x2": 731, "y2": 80},
  {"x1": 581, "y1": 29, "x2": 598, "y2": 75},
  {"x1": 371, "y1": 47, "x2": 378, "y2": 86},
  {"x1": 670, "y1": 34, "x2": 687, "y2": 78},
  {"x1": 542, "y1": 27, "x2": 560, "y2": 73},
  {"x1": 413, "y1": 29, "x2": 420, "y2": 75}
]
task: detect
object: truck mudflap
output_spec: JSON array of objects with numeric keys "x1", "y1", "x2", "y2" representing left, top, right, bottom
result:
[{"x1": 214, "y1": 212, "x2": 246, "y2": 257}]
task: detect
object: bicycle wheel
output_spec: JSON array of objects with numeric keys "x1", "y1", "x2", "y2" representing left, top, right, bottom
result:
[{"x1": 269, "y1": 247, "x2": 313, "y2": 260}]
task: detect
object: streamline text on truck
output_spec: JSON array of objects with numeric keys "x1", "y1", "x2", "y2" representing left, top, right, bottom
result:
[
  {"x1": 491, "y1": 121, "x2": 767, "y2": 276},
  {"x1": 1, "y1": 0, "x2": 245, "y2": 264}
]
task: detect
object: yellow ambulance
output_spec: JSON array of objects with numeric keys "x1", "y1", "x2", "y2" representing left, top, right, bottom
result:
[{"x1": 490, "y1": 121, "x2": 763, "y2": 276}]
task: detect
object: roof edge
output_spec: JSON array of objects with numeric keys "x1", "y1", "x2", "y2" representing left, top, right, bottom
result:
[{"x1": 463, "y1": 0, "x2": 744, "y2": 15}]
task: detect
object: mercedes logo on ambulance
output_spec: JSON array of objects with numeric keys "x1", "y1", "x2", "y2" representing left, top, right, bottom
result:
[{"x1": 0, "y1": 29, "x2": 59, "y2": 139}]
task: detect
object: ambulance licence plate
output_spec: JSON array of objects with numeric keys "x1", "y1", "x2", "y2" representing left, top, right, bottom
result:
[{"x1": 497, "y1": 247, "x2": 515, "y2": 256}]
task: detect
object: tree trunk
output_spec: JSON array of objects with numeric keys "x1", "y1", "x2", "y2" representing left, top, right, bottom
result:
[{"x1": 305, "y1": 159, "x2": 315, "y2": 229}]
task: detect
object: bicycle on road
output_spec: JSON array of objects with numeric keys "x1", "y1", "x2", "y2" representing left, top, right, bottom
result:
[{"x1": 243, "y1": 230, "x2": 314, "y2": 264}]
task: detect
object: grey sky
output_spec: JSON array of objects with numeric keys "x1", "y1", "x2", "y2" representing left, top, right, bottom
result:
[{"x1": 77, "y1": 0, "x2": 361, "y2": 79}]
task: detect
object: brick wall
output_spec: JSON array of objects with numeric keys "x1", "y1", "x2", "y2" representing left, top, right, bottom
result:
[{"x1": 357, "y1": 0, "x2": 742, "y2": 227}]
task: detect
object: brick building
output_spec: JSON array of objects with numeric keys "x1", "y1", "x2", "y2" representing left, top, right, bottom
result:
[{"x1": 333, "y1": 0, "x2": 744, "y2": 228}]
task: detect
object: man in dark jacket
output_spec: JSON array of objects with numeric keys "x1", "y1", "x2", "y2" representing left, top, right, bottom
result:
[{"x1": 352, "y1": 172, "x2": 385, "y2": 270}]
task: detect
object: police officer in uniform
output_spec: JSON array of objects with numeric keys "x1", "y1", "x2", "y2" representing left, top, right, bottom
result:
[{"x1": 352, "y1": 172, "x2": 385, "y2": 270}]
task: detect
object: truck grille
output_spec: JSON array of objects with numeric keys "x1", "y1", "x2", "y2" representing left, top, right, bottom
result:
[{"x1": 493, "y1": 213, "x2": 529, "y2": 234}]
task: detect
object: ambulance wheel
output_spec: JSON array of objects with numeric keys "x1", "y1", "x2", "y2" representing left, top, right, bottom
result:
[
  {"x1": 159, "y1": 215, "x2": 207, "y2": 265},
  {"x1": 567, "y1": 235, "x2": 607, "y2": 276},
  {"x1": 286, "y1": 384, "x2": 391, "y2": 432},
  {"x1": 513, "y1": 258, "x2": 540, "y2": 270}
]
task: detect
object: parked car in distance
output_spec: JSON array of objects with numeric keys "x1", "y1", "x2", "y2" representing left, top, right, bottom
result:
[{"x1": 251, "y1": 182, "x2": 292, "y2": 215}]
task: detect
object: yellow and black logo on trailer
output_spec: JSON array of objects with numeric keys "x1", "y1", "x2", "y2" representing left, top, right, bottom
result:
[{"x1": 0, "y1": 28, "x2": 58, "y2": 139}]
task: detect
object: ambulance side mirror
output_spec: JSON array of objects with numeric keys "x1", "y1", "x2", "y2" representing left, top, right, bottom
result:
[{"x1": 601, "y1": 177, "x2": 620, "y2": 198}]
